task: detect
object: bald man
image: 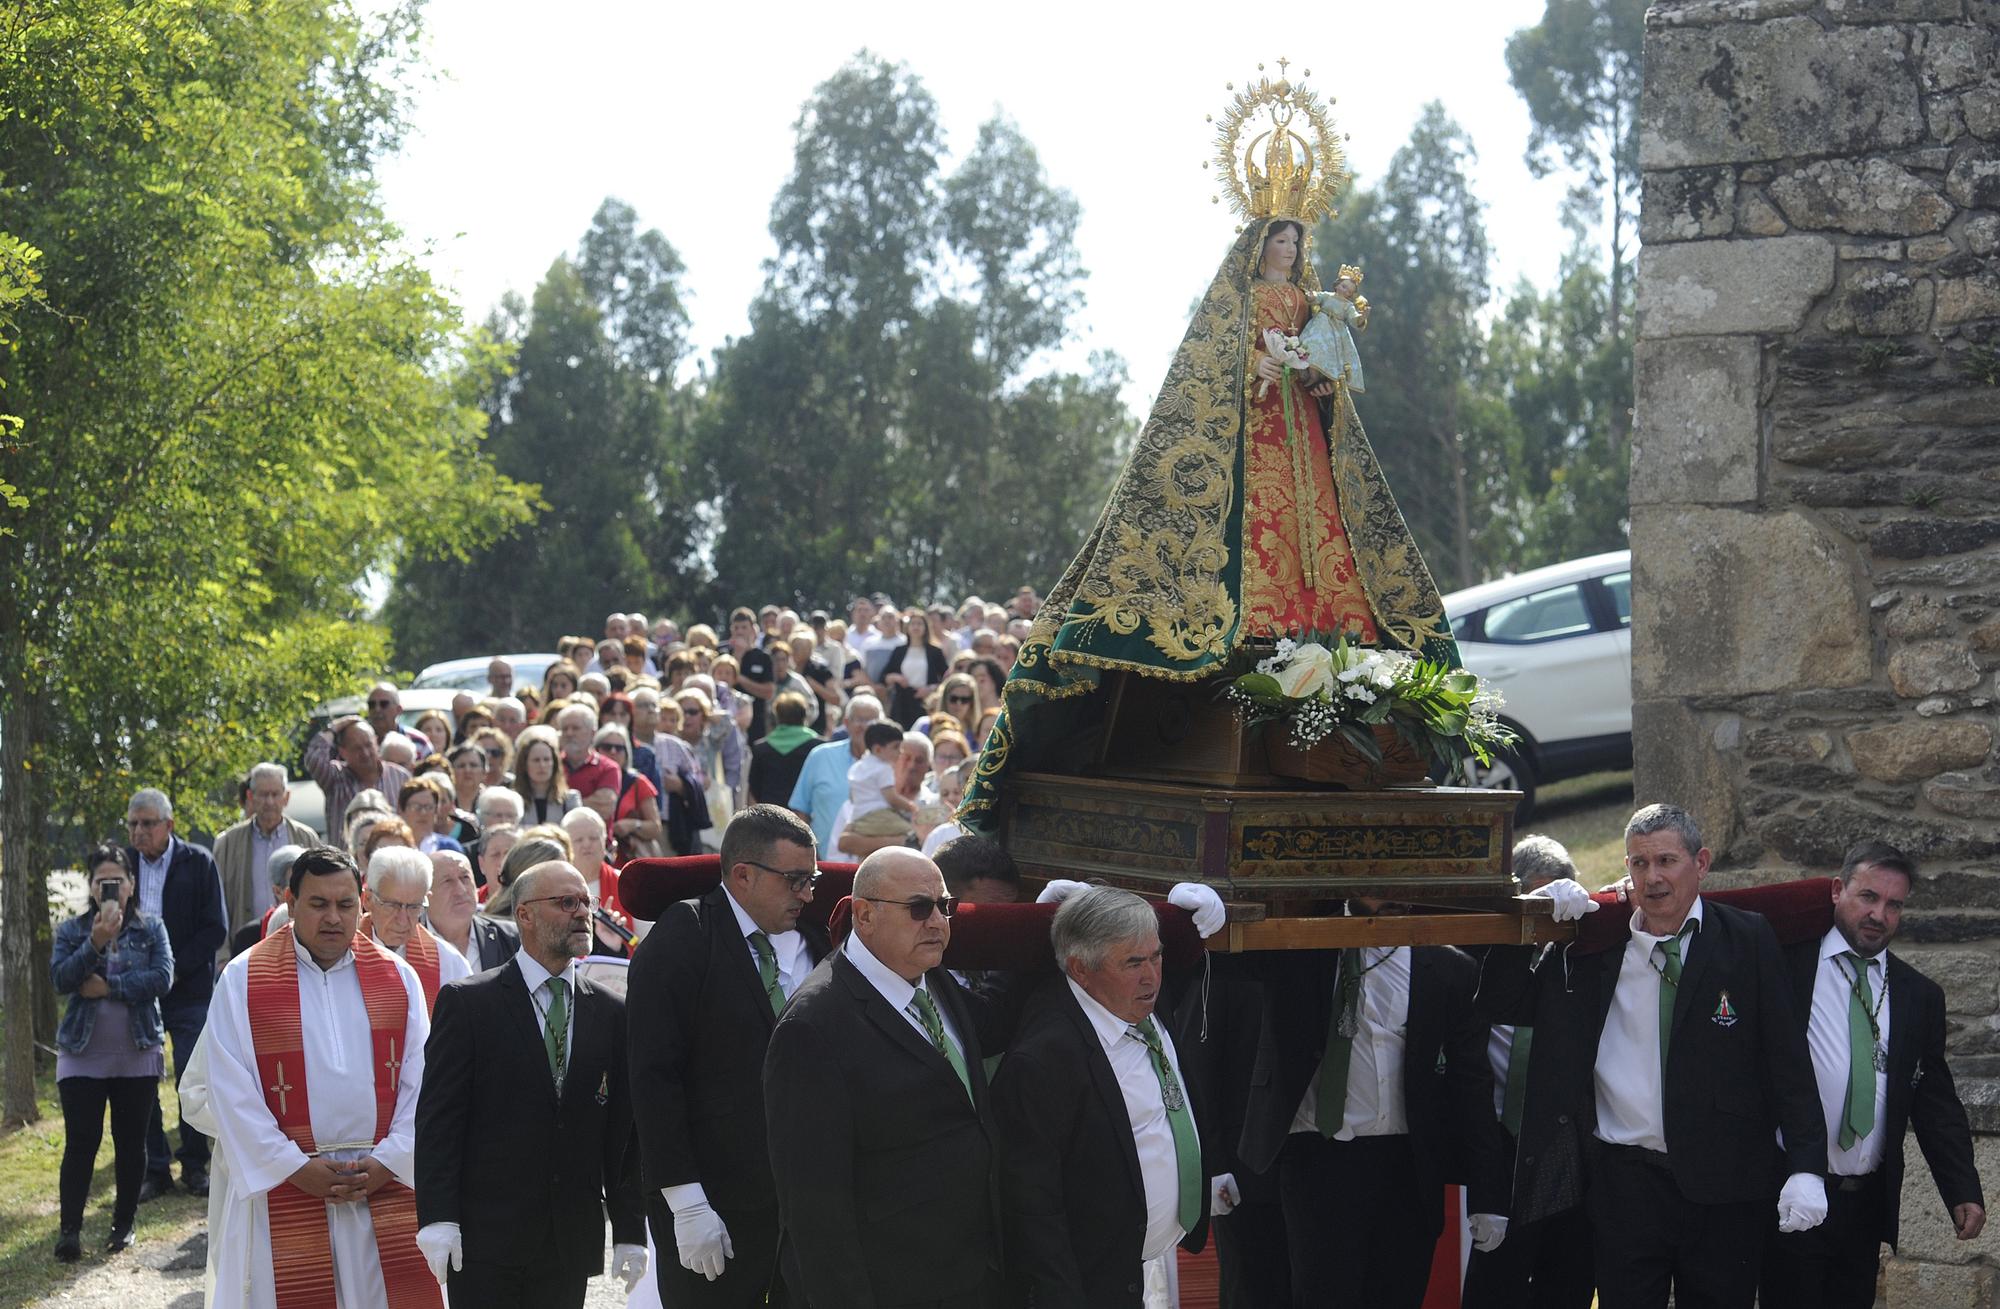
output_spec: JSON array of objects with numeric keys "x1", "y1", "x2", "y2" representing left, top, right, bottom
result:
[{"x1": 763, "y1": 849, "x2": 1002, "y2": 1308}]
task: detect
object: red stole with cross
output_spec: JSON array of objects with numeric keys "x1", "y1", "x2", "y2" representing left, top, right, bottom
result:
[
  {"x1": 245, "y1": 925, "x2": 441, "y2": 1309},
  {"x1": 359, "y1": 916, "x2": 443, "y2": 1012}
]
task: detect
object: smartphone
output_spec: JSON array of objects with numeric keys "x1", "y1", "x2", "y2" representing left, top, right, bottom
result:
[{"x1": 97, "y1": 879, "x2": 122, "y2": 907}]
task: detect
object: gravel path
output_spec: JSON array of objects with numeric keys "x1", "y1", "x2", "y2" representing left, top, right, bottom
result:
[{"x1": 29, "y1": 1218, "x2": 633, "y2": 1309}]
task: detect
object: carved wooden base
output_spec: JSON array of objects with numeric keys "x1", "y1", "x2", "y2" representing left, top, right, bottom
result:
[{"x1": 1000, "y1": 772, "x2": 1525, "y2": 913}]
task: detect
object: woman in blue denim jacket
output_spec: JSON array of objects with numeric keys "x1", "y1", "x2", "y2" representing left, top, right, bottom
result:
[{"x1": 49, "y1": 843, "x2": 173, "y2": 1263}]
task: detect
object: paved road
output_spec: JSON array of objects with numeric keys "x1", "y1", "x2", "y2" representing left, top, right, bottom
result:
[{"x1": 30, "y1": 1217, "x2": 635, "y2": 1309}]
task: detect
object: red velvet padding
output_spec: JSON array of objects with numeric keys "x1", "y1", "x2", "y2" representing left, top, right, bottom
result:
[
  {"x1": 1572, "y1": 877, "x2": 1836, "y2": 955},
  {"x1": 618, "y1": 856, "x2": 857, "y2": 930}
]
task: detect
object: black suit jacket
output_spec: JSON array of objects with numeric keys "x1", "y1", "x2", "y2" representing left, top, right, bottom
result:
[
  {"x1": 1239, "y1": 945, "x2": 1508, "y2": 1226},
  {"x1": 628, "y1": 886, "x2": 829, "y2": 1212},
  {"x1": 764, "y1": 947, "x2": 1001, "y2": 1308},
  {"x1": 1783, "y1": 941, "x2": 1984, "y2": 1248},
  {"x1": 415, "y1": 960, "x2": 644, "y2": 1275},
  {"x1": 994, "y1": 975, "x2": 1209, "y2": 1309},
  {"x1": 1478, "y1": 899, "x2": 1826, "y2": 1223},
  {"x1": 467, "y1": 913, "x2": 521, "y2": 970},
  {"x1": 126, "y1": 840, "x2": 227, "y2": 1007}
]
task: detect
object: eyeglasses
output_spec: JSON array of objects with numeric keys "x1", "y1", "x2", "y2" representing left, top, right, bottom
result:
[
  {"x1": 945, "y1": 694, "x2": 974, "y2": 706},
  {"x1": 741, "y1": 859, "x2": 820, "y2": 895},
  {"x1": 374, "y1": 896, "x2": 424, "y2": 917},
  {"x1": 520, "y1": 893, "x2": 597, "y2": 915},
  {"x1": 483, "y1": 747, "x2": 507, "y2": 760},
  {"x1": 368, "y1": 698, "x2": 396, "y2": 709},
  {"x1": 859, "y1": 894, "x2": 957, "y2": 922},
  {"x1": 124, "y1": 817, "x2": 163, "y2": 830},
  {"x1": 601, "y1": 743, "x2": 627, "y2": 754}
]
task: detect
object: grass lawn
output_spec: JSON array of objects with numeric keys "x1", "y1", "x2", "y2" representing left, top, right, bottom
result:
[
  {"x1": 0, "y1": 1068, "x2": 204, "y2": 1309},
  {"x1": 1518, "y1": 768, "x2": 1635, "y2": 890}
]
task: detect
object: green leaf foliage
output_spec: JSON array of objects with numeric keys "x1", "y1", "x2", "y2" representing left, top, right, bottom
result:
[{"x1": 0, "y1": 0, "x2": 530, "y2": 1120}]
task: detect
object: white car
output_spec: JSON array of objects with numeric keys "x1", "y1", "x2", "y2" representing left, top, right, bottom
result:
[
  {"x1": 411, "y1": 652, "x2": 563, "y2": 695},
  {"x1": 1443, "y1": 549, "x2": 1632, "y2": 820}
]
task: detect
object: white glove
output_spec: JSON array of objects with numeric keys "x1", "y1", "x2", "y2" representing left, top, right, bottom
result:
[
  {"x1": 414, "y1": 1221, "x2": 462, "y2": 1288},
  {"x1": 671, "y1": 1195, "x2": 734, "y2": 1281},
  {"x1": 1036, "y1": 878, "x2": 1088, "y2": 905},
  {"x1": 1209, "y1": 1172, "x2": 1240, "y2": 1217},
  {"x1": 1776, "y1": 1172, "x2": 1828, "y2": 1233},
  {"x1": 1168, "y1": 882, "x2": 1227, "y2": 937},
  {"x1": 1528, "y1": 877, "x2": 1601, "y2": 923},
  {"x1": 1468, "y1": 1212, "x2": 1509, "y2": 1252},
  {"x1": 612, "y1": 1242, "x2": 648, "y2": 1294}
]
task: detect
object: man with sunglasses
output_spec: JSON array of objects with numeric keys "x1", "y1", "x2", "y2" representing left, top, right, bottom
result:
[
  {"x1": 629, "y1": 805, "x2": 832, "y2": 1308},
  {"x1": 765, "y1": 847, "x2": 1003, "y2": 1309},
  {"x1": 416, "y1": 860, "x2": 646, "y2": 1307}
]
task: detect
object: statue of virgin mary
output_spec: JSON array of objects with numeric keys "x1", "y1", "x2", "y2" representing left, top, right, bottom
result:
[{"x1": 962, "y1": 69, "x2": 1456, "y2": 824}]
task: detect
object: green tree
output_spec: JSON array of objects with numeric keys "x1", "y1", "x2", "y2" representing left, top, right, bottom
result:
[
  {"x1": 1316, "y1": 103, "x2": 1496, "y2": 589},
  {"x1": 382, "y1": 198, "x2": 700, "y2": 665},
  {"x1": 699, "y1": 54, "x2": 1129, "y2": 610},
  {"x1": 1506, "y1": 0, "x2": 1646, "y2": 422},
  {"x1": 0, "y1": 0, "x2": 530, "y2": 1122}
]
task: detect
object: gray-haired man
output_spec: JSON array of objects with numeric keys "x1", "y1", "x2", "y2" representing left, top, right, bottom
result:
[{"x1": 212, "y1": 762, "x2": 319, "y2": 952}]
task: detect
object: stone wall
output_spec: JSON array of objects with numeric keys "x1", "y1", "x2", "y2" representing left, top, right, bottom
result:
[{"x1": 1634, "y1": 1, "x2": 2000, "y2": 1302}]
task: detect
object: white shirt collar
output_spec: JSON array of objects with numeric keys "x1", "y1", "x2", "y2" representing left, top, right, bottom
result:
[
  {"x1": 515, "y1": 947, "x2": 577, "y2": 996},
  {"x1": 1630, "y1": 894, "x2": 1704, "y2": 944},
  {"x1": 1821, "y1": 924, "x2": 1883, "y2": 966},
  {"x1": 1066, "y1": 976, "x2": 1143, "y2": 1055},
  {"x1": 844, "y1": 928, "x2": 923, "y2": 1013}
]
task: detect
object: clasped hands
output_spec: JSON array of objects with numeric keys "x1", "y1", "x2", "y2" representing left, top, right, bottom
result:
[{"x1": 287, "y1": 1154, "x2": 390, "y2": 1204}]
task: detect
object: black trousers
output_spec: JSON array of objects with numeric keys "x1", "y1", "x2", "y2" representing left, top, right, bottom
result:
[
  {"x1": 448, "y1": 1262, "x2": 587, "y2": 1309},
  {"x1": 652, "y1": 1201, "x2": 786, "y2": 1308},
  {"x1": 144, "y1": 997, "x2": 210, "y2": 1179},
  {"x1": 57, "y1": 1076, "x2": 155, "y2": 1232},
  {"x1": 1587, "y1": 1144, "x2": 1764, "y2": 1309},
  {"x1": 1279, "y1": 1133, "x2": 1435, "y2": 1309},
  {"x1": 1213, "y1": 1196, "x2": 1293, "y2": 1309},
  {"x1": 1462, "y1": 1128, "x2": 1596, "y2": 1309},
  {"x1": 1759, "y1": 1171, "x2": 1885, "y2": 1309}
]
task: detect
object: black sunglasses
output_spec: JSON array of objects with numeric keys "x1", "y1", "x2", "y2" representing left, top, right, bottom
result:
[
  {"x1": 859, "y1": 894, "x2": 957, "y2": 922},
  {"x1": 742, "y1": 859, "x2": 821, "y2": 895},
  {"x1": 367, "y1": 698, "x2": 395, "y2": 709},
  {"x1": 944, "y1": 694, "x2": 974, "y2": 705}
]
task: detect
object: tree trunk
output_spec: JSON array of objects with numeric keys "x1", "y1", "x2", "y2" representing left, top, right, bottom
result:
[{"x1": 1, "y1": 672, "x2": 45, "y2": 1124}]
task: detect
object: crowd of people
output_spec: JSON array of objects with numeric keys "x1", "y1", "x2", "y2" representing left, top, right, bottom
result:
[{"x1": 42, "y1": 591, "x2": 1988, "y2": 1309}]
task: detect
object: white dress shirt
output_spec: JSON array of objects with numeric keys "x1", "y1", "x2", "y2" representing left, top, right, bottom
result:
[
  {"x1": 724, "y1": 885, "x2": 809, "y2": 1001},
  {"x1": 1291, "y1": 946, "x2": 1411, "y2": 1138},
  {"x1": 1067, "y1": 979, "x2": 1196, "y2": 1258},
  {"x1": 514, "y1": 949, "x2": 579, "y2": 1087},
  {"x1": 137, "y1": 836, "x2": 178, "y2": 918},
  {"x1": 1594, "y1": 897, "x2": 1706, "y2": 1152},
  {"x1": 843, "y1": 930, "x2": 965, "y2": 1061},
  {"x1": 1807, "y1": 926, "x2": 1892, "y2": 1176}
]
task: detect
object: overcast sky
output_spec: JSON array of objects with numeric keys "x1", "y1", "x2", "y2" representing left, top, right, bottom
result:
[{"x1": 375, "y1": 0, "x2": 1580, "y2": 406}]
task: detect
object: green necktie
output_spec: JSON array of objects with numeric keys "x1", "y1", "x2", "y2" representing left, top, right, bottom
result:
[
  {"x1": 910, "y1": 986, "x2": 973, "y2": 1103},
  {"x1": 749, "y1": 931, "x2": 785, "y2": 1017},
  {"x1": 1315, "y1": 948, "x2": 1363, "y2": 1137},
  {"x1": 1133, "y1": 1016, "x2": 1204, "y2": 1235},
  {"x1": 1654, "y1": 923, "x2": 1693, "y2": 1072},
  {"x1": 1501, "y1": 1026, "x2": 1533, "y2": 1137},
  {"x1": 543, "y1": 976, "x2": 569, "y2": 1086},
  {"x1": 1839, "y1": 952, "x2": 1879, "y2": 1148}
]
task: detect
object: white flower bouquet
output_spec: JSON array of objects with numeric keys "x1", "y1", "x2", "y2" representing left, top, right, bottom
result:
[{"x1": 1223, "y1": 634, "x2": 1516, "y2": 778}]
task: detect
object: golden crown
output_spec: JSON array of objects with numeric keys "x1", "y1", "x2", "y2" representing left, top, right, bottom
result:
[
  {"x1": 1336, "y1": 265, "x2": 1364, "y2": 286},
  {"x1": 1206, "y1": 59, "x2": 1349, "y2": 227}
]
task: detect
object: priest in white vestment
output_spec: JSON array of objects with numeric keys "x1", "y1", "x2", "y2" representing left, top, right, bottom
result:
[{"x1": 188, "y1": 846, "x2": 432, "y2": 1309}]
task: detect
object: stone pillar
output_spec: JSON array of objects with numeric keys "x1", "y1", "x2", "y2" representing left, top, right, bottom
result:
[{"x1": 1635, "y1": 2, "x2": 2000, "y2": 1302}]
